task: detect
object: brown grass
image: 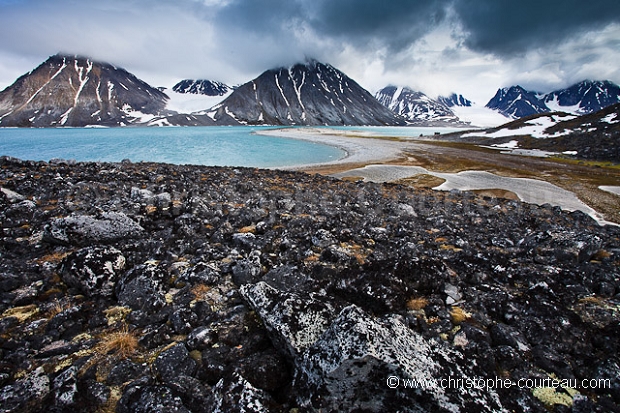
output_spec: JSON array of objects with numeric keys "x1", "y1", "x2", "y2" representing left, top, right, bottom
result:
[
  {"x1": 471, "y1": 189, "x2": 520, "y2": 201},
  {"x1": 450, "y1": 307, "x2": 472, "y2": 324},
  {"x1": 395, "y1": 174, "x2": 447, "y2": 189},
  {"x1": 1, "y1": 304, "x2": 40, "y2": 322},
  {"x1": 46, "y1": 299, "x2": 70, "y2": 318},
  {"x1": 191, "y1": 284, "x2": 212, "y2": 301},
  {"x1": 238, "y1": 225, "x2": 256, "y2": 234},
  {"x1": 406, "y1": 297, "x2": 429, "y2": 311},
  {"x1": 96, "y1": 326, "x2": 139, "y2": 359},
  {"x1": 592, "y1": 249, "x2": 612, "y2": 260},
  {"x1": 37, "y1": 250, "x2": 73, "y2": 265}
]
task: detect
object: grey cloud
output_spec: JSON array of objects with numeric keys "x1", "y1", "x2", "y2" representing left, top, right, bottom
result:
[
  {"x1": 0, "y1": 0, "x2": 619, "y2": 97},
  {"x1": 306, "y1": 0, "x2": 449, "y2": 51},
  {"x1": 211, "y1": 0, "x2": 620, "y2": 60},
  {"x1": 452, "y1": 0, "x2": 620, "y2": 56}
]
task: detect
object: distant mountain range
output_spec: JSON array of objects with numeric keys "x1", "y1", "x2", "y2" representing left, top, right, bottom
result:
[
  {"x1": 374, "y1": 86, "x2": 470, "y2": 126},
  {"x1": 0, "y1": 55, "x2": 403, "y2": 127},
  {"x1": 1, "y1": 53, "x2": 619, "y2": 130},
  {"x1": 486, "y1": 80, "x2": 620, "y2": 119},
  {"x1": 172, "y1": 79, "x2": 232, "y2": 96}
]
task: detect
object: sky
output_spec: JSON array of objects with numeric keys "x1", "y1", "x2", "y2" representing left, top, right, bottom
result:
[{"x1": 0, "y1": 0, "x2": 619, "y2": 105}]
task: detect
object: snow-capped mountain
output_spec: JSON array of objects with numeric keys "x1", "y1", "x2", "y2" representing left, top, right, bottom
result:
[
  {"x1": 172, "y1": 79, "x2": 232, "y2": 96},
  {"x1": 374, "y1": 86, "x2": 468, "y2": 126},
  {"x1": 201, "y1": 60, "x2": 405, "y2": 126},
  {"x1": 438, "y1": 93, "x2": 472, "y2": 108},
  {"x1": 0, "y1": 54, "x2": 171, "y2": 127},
  {"x1": 486, "y1": 80, "x2": 620, "y2": 119},
  {"x1": 485, "y1": 86, "x2": 548, "y2": 119},
  {"x1": 543, "y1": 80, "x2": 620, "y2": 114}
]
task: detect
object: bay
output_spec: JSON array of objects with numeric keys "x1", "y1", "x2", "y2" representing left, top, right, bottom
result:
[
  {"x1": 0, "y1": 125, "x2": 466, "y2": 168},
  {"x1": 0, "y1": 126, "x2": 345, "y2": 168}
]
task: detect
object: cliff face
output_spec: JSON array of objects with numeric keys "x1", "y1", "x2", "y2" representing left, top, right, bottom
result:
[
  {"x1": 0, "y1": 54, "x2": 169, "y2": 127},
  {"x1": 0, "y1": 157, "x2": 619, "y2": 412}
]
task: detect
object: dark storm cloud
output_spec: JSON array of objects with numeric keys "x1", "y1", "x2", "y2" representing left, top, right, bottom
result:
[
  {"x1": 452, "y1": 0, "x2": 620, "y2": 55},
  {"x1": 306, "y1": 0, "x2": 450, "y2": 51},
  {"x1": 212, "y1": 0, "x2": 620, "y2": 58},
  {"x1": 0, "y1": 0, "x2": 619, "y2": 97}
]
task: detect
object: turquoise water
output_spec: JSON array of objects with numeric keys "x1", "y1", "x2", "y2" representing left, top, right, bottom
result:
[
  {"x1": 0, "y1": 126, "x2": 345, "y2": 168},
  {"x1": 0, "y1": 125, "x2": 466, "y2": 168}
]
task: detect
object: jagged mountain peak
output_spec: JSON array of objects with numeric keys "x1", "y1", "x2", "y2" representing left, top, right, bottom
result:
[
  {"x1": 487, "y1": 80, "x2": 620, "y2": 119},
  {"x1": 172, "y1": 79, "x2": 231, "y2": 96},
  {"x1": 438, "y1": 93, "x2": 472, "y2": 107},
  {"x1": 375, "y1": 86, "x2": 468, "y2": 126},
  {"x1": 0, "y1": 53, "x2": 170, "y2": 127},
  {"x1": 486, "y1": 86, "x2": 549, "y2": 119},
  {"x1": 203, "y1": 60, "x2": 404, "y2": 126}
]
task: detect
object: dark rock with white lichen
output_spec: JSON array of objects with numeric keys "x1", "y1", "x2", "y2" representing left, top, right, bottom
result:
[{"x1": 0, "y1": 155, "x2": 619, "y2": 412}]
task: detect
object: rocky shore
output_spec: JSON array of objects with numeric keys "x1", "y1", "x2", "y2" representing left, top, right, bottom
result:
[{"x1": 1, "y1": 156, "x2": 619, "y2": 412}]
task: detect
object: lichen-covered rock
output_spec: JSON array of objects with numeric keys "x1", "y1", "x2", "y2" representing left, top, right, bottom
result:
[
  {"x1": 115, "y1": 263, "x2": 168, "y2": 312},
  {"x1": 0, "y1": 367, "x2": 50, "y2": 413},
  {"x1": 60, "y1": 246, "x2": 125, "y2": 298},
  {"x1": 240, "y1": 281, "x2": 338, "y2": 359},
  {"x1": 153, "y1": 343, "x2": 197, "y2": 382},
  {"x1": 0, "y1": 187, "x2": 26, "y2": 203},
  {"x1": 211, "y1": 373, "x2": 278, "y2": 413},
  {"x1": 44, "y1": 211, "x2": 143, "y2": 245},
  {"x1": 295, "y1": 305, "x2": 505, "y2": 412},
  {"x1": 232, "y1": 250, "x2": 262, "y2": 286},
  {"x1": 52, "y1": 365, "x2": 78, "y2": 408},
  {"x1": 116, "y1": 380, "x2": 191, "y2": 413}
]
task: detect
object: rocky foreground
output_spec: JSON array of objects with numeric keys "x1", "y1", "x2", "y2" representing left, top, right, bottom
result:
[{"x1": 0, "y1": 156, "x2": 619, "y2": 412}]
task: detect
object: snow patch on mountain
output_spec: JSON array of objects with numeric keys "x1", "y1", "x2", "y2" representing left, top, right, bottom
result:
[
  {"x1": 601, "y1": 113, "x2": 620, "y2": 124},
  {"x1": 462, "y1": 114, "x2": 577, "y2": 139},
  {"x1": 450, "y1": 105, "x2": 512, "y2": 128},
  {"x1": 375, "y1": 86, "x2": 467, "y2": 126},
  {"x1": 165, "y1": 90, "x2": 230, "y2": 113}
]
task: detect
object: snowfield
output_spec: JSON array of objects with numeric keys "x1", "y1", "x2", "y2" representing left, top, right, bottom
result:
[
  {"x1": 165, "y1": 90, "x2": 230, "y2": 113},
  {"x1": 462, "y1": 114, "x2": 577, "y2": 139}
]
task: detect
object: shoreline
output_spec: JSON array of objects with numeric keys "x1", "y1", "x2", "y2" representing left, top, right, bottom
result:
[
  {"x1": 255, "y1": 127, "x2": 413, "y2": 171},
  {"x1": 259, "y1": 127, "x2": 620, "y2": 226}
]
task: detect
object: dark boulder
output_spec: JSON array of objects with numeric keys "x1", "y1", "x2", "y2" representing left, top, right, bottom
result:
[{"x1": 60, "y1": 246, "x2": 125, "y2": 298}]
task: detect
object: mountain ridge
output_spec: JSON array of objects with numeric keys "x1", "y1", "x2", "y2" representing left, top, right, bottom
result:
[
  {"x1": 486, "y1": 80, "x2": 620, "y2": 119},
  {"x1": 455, "y1": 102, "x2": 620, "y2": 161},
  {"x1": 172, "y1": 79, "x2": 232, "y2": 96},
  {"x1": 374, "y1": 86, "x2": 470, "y2": 126}
]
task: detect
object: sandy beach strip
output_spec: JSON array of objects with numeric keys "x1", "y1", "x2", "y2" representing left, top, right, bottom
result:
[{"x1": 255, "y1": 127, "x2": 413, "y2": 169}]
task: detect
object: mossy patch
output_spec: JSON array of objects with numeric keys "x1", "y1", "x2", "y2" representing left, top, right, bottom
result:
[
  {"x1": 103, "y1": 306, "x2": 132, "y2": 326},
  {"x1": 532, "y1": 386, "x2": 574, "y2": 407},
  {"x1": 2, "y1": 304, "x2": 40, "y2": 322}
]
